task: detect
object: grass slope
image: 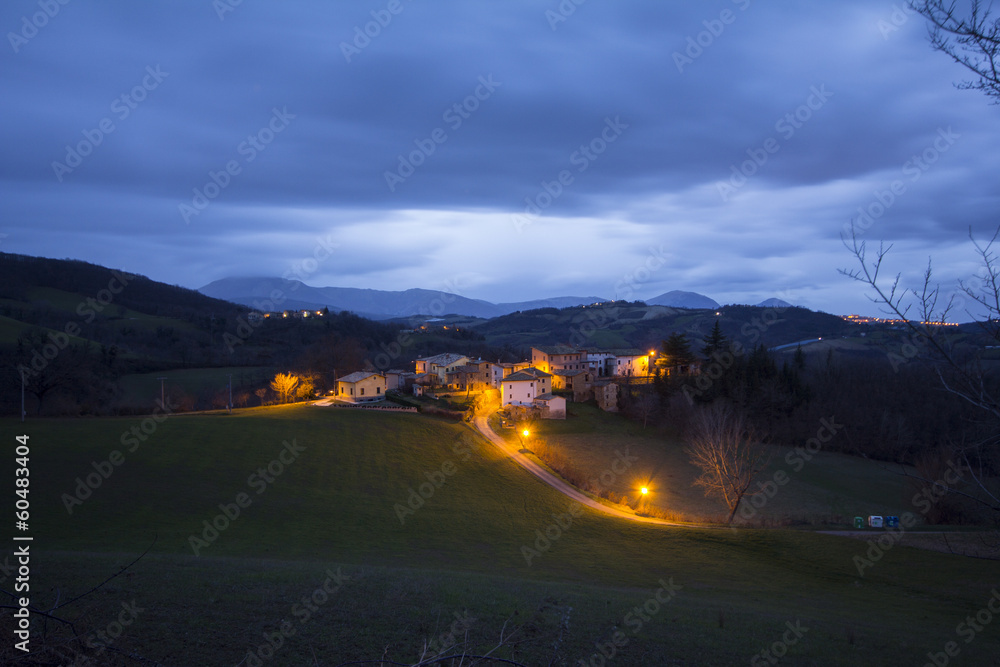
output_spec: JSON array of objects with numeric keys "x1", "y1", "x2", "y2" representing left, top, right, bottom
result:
[
  {"x1": 1, "y1": 407, "x2": 997, "y2": 665},
  {"x1": 525, "y1": 403, "x2": 922, "y2": 524}
]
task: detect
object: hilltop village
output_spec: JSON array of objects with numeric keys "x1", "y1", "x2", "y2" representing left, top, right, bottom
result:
[{"x1": 333, "y1": 346, "x2": 656, "y2": 419}]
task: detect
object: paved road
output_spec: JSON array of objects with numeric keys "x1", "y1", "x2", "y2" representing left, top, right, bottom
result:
[{"x1": 470, "y1": 414, "x2": 686, "y2": 527}]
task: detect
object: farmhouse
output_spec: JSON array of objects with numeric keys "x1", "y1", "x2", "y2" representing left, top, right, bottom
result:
[
  {"x1": 336, "y1": 371, "x2": 386, "y2": 403},
  {"x1": 415, "y1": 353, "x2": 470, "y2": 384},
  {"x1": 533, "y1": 393, "x2": 566, "y2": 419},
  {"x1": 446, "y1": 364, "x2": 487, "y2": 391},
  {"x1": 385, "y1": 369, "x2": 408, "y2": 390},
  {"x1": 605, "y1": 348, "x2": 650, "y2": 377},
  {"x1": 594, "y1": 380, "x2": 619, "y2": 412},
  {"x1": 500, "y1": 367, "x2": 552, "y2": 407},
  {"x1": 475, "y1": 360, "x2": 505, "y2": 387},
  {"x1": 531, "y1": 345, "x2": 588, "y2": 374},
  {"x1": 550, "y1": 368, "x2": 593, "y2": 401},
  {"x1": 520, "y1": 367, "x2": 552, "y2": 394},
  {"x1": 586, "y1": 351, "x2": 614, "y2": 377}
]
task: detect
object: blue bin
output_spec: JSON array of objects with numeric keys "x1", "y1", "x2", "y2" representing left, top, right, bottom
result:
[{"x1": 885, "y1": 515, "x2": 899, "y2": 528}]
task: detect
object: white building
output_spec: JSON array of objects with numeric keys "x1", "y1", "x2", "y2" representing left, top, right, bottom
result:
[
  {"x1": 588, "y1": 349, "x2": 650, "y2": 377},
  {"x1": 336, "y1": 371, "x2": 386, "y2": 403}
]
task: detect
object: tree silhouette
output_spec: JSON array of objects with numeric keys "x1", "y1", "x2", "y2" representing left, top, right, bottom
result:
[
  {"x1": 658, "y1": 332, "x2": 695, "y2": 375},
  {"x1": 686, "y1": 404, "x2": 769, "y2": 524},
  {"x1": 701, "y1": 320, "x2": 728, "y2": 359},
  {"x1": 910, "y1": 0, "x2": 1000, "y2": 102}
]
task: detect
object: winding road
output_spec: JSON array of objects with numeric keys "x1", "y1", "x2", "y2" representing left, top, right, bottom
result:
[{"x1": 470, "y1": 414, "x2": 686, "y2": 527}]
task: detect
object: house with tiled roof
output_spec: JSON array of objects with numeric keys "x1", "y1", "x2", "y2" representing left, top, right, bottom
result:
[
  {"x1": 336, "y1": 371, "x2": 386, "y2": 403},
  {"x1": 550, "y1": 368, "x2": 593, "y2": 401},
  {"x1": 534, "y1": 393, "x2": 566, "y2": 419},
  {"x1": 500, "y1": 367, "x2": 552, "y2": 407},
  {"x1": 531, "y1": 345, "x2": 588, "y2": 374},
  {"x1": 446, "y1": 364, "x2": 487, "y2": 391},
  {"x1": 593, "y1": 380, "x2": 619, "y2": 412},
  {"x1": 414, "y1": 353, "x2": 470, "y2": 384},
  {"x1": 604, "y1": 348, "x2": 650, "y2": 377}
]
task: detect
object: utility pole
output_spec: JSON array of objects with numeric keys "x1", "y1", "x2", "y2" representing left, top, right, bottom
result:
[
  {"x1": 156, "y1": 376, "x2": 167, "y2": 410},
  {"x1": 227, "y1": 373, "x2": 233, "y2": 413},
  {"x1": 20, "y1": 369, "x2": 25, "y2": 423}
]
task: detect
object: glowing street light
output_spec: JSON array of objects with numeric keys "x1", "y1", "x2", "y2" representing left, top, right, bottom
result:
[
  {"x1": 641, "y1": 487, "x2": 649, "y2": 495},
  {"x1": 522, "y1": 429, "x2": 530, "y2": 438}
]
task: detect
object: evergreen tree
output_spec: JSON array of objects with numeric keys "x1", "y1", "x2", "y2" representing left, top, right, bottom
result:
[
  {"x1": 659, "y1": 332, "x2": 694, "y2": 374},
  {"x1": 701, "y1": 320, "x2": 728, "y2": 359}
]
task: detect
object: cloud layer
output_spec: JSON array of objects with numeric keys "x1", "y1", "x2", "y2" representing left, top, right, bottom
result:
[{"x1": 2, "y1": 0, "x2": 998, "y2": 315}]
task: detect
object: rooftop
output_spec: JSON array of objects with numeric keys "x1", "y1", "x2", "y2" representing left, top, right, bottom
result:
[
  {"x1": 597, "y1": 348, "x2": 646, "y2": 356},
  {"x1": 502, "y1": 371, "x2": 545, "y2": 383},
  {"x1": 533, "y1": 345, "x2": 586, "y2": 355},
  {"x1": 338, "y1": 371, "x2": 382, "y2": 383},
  {"x1": 417, "y1": 352, "x2": 468, "y2": 366}
]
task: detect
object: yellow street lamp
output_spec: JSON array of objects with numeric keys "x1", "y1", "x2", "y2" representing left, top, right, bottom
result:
[
  {"x1": 641, "y1": 486, "x2": 649, "y2": 495},
  {"x1": 522, "y1": 429, "x2": 530, "y2": 438}
]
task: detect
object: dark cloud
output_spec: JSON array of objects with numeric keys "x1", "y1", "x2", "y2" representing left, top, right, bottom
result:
[{"x1": 1, "y1": 0, "x2": 999, "y2": 316}]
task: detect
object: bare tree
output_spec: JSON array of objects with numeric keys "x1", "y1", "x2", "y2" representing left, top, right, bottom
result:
[
  {"x1": 910, "y1": 0, "x2": 1000, "y2": 102},
  {"x1": 629, "y1": 389, "x2": 661, "y2": 429},
  {"x1": 841, "y1": 223, "x2": 1000, "y2": 520},
  {"x1": 686, "y1": 403, "x2": 770, "y2": 524},
  {"x1": 269, "y1": 372, "x2": 299, "y2": 404}
]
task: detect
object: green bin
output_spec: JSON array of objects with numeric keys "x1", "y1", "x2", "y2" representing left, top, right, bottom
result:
[{"x1": 853, "y1": 516, "x2": 864, "y2": 529}]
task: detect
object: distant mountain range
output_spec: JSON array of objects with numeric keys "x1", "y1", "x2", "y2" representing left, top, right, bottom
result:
[
  {"x1": 198, "y1": 277, "x2": 792, "y2": 320},
  {"x1": 198, "y1": 277, "x2": 606, "y2": 320}
]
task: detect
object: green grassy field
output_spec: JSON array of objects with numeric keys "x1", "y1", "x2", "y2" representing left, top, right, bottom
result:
[
  {"x1": 118, "y1": 366, "x2": 275, "y2": 406},
  {"x1": 1, "y1": 406, "x2": 997, "y2": 665},
  {"x1": 520, "y1": 403, "x2": 921, "y2": 525}
]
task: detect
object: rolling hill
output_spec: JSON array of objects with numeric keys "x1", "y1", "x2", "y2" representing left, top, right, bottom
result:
[
  {"x1": 469, "y1": 301, "x2": 853, "y2": 350},
  {"x1": 7, "y1": 405, "x2": 996, "y2": 664},
  {"x1": 199, "y1": 276, "x2": 607, "y2": 320}
]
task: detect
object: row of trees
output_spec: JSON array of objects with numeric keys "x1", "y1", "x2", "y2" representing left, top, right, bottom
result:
[
  {"x1": 622, "y1": 318, "x2": 995, "y2": 525},
  {"x1": 656, "y1": 0, "x2": 1000, "y2": 526}
]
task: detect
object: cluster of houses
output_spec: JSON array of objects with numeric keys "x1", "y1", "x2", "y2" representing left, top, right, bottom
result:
[{"x1": 333, "y1": 345, "x2": 653, "y2": 420}]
